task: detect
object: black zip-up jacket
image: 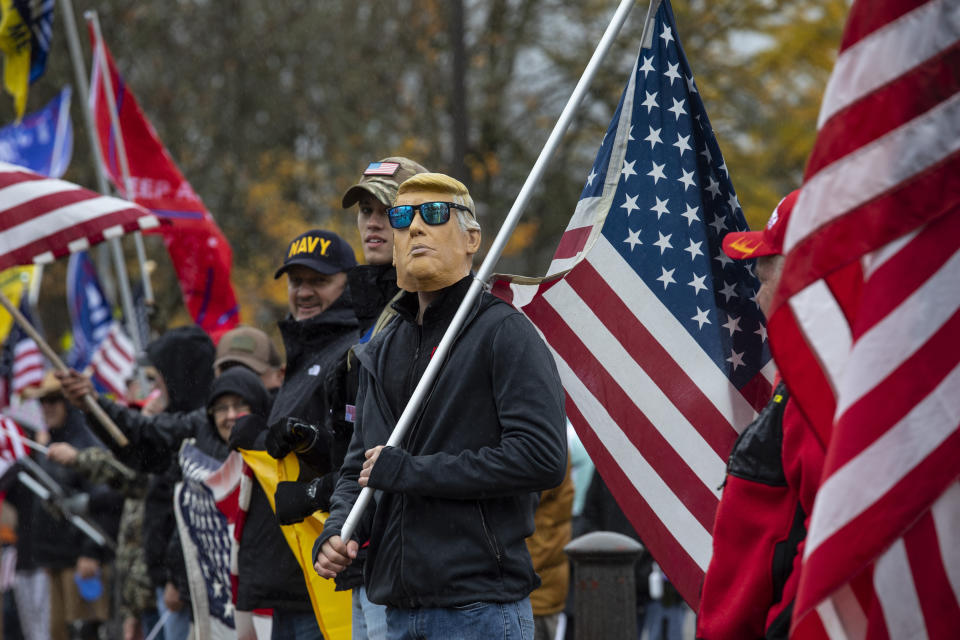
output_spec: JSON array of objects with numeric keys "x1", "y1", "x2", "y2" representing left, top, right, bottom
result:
[
  {"x1": 317, "y1": 275, "x2": 567, "y2": 609},
  {"x1": 226, "y1": 292, "x2": 360, "y2": 612}
]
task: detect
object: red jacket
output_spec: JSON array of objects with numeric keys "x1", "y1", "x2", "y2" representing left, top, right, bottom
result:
[{"x1": 696, "y1": 382, "x2": 825, "y2": 639}]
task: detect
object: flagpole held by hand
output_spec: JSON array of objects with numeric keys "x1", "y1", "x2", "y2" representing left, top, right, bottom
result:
[
  {"x1": 336, "y1": 0, "x2": 639, "y2": 547},
  {"x1": 0, "y1": 289, "x2": 129, "y2": 447}
]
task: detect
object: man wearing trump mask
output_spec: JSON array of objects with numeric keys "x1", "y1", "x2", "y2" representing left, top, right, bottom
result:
[{"x1": 314, "y1": 173, "x2": 568, "y2": 639}]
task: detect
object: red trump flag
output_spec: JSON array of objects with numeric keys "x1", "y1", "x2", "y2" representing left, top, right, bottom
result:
[{"x1": 88, "y1": 29, "x2": 239, "y2": 342}]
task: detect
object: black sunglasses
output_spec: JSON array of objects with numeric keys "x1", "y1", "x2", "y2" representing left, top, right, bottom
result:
[{"x1": 386, "y1": 201, "x2": 473, "y2": 229}]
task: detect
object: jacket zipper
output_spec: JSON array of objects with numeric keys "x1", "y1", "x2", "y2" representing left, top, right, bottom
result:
[
  {"x1": 402, "y1": 326, "x2": 423, "y2": 448},
  {"x1": 477, "y1": 502, "x2": 503, "y2": 575}
]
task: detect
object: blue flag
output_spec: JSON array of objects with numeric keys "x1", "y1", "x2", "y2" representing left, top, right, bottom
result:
[
  {"x1": 66, "y1": 251, "x2": 113, "y2": 371},
  {"x1": 0, "y1": 86, "x2": 72, "y2": 177}
]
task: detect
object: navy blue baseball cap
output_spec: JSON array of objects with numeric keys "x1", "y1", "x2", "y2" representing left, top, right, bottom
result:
[{"x1": 274, "y1": 229, "x2": 357, "y2": 279}]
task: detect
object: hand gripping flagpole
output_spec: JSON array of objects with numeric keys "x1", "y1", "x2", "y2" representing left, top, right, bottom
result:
[
  {"x1": 0, "y1": 290, "x2": 129, "y2": 447},
  {"x1": 337, "y1": 0, "x2": 639, "y2": 546}
]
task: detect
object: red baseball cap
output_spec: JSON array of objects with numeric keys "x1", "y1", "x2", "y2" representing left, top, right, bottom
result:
[{"x1": 722, "y1": 189, "x2": 799, "y2": 260}]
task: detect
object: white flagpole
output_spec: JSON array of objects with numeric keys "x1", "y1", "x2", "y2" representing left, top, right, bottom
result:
[
  {"x1": 338, "y1": 0, "x2": 639, "y2": 544},
  {"x1": 85, "y1": 10, "x2": 155, "y2": 310},
  {"x1": 57, "y1": 0, "x2": 146, "y2": 356}
]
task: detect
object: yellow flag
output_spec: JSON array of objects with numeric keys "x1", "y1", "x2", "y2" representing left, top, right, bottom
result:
[
  {"x1": 240, "y1": 449, "x2": 352, "y2": 640},
  {"x1": 0, "y1": 266, "x2": 33, "y2": 343},
  {"x1": 0, "y1": 0, "x2": 30, "y2": 120}
]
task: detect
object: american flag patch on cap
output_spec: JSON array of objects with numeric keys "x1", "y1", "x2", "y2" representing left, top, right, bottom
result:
[{"x1": 363, "y1": 162, "x2": 400, "y2": 176}]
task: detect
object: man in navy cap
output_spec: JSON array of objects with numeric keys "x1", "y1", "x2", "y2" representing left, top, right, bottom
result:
[
  {"x1": 276, "y1": 229, "x2": 359, "y2": 322},
  {"x1": 228, "y1": 229, "x2": 360, "y2": 639}
]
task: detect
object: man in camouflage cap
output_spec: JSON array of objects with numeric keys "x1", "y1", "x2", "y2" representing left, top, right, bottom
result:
[{"x1": 341, "y1": 157, "x2": 429, "y2": 325}]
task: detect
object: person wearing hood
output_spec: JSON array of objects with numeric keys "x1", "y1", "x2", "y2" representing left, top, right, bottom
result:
[{"x1": 58, "y1": 325, "x2": 217, "y2": 640}]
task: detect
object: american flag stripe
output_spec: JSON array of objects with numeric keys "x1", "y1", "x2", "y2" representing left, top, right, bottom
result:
[
  {"x1": 525, "y1": 296, "x2": 722, "y2": 529},
  {"x1": 567, "y1": 396, "x2": 707, "y2": 598},
  {"x1": 785, "y1": 93, "x2": 960, "y2": 266},
  {"x1": 0, "y1": 162, "x2": 159, "y2": 271},
  {"x1": 550, "y1": 260, "x2": 749, "y2": 455},
  {"x1": 907, "y1": 511, "x2": 960, "y2": 635},
  {"x1": 817, "y1": 0, "x2": 957, "y2": 129},
  {"x1": 0, "y1": 416, "x2": 27, "y2": 463},
  {"x1": 12, "y1": 341, "x2": 43, "y2": 394},
  {"x1": 89, "y1": 324, "x2": 136, "y2": 398},
  {"x1": 559, "y1": 362, "x2": 713, "y2": 567},
  {"x1": 768, "y1": 0, "x2": 960, "y2": 631}
]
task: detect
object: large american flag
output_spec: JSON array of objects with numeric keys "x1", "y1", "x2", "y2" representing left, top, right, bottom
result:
[
  {"x1": 493, "y1": 0, "x2": 773, "y2": 607},
  {"x1": 0, "y1": 161, "x2": 159, "y2": 271},
  {"x1": 766, "y1": 0, "x2": 960, "y2": 637}
]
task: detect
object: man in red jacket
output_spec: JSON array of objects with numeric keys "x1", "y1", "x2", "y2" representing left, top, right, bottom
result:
[{"x1": 697, "y1": 191, "x2": 827, "y2": 640}]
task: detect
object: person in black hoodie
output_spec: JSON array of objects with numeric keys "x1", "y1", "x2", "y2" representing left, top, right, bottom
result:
[
  {"x1": 58, "y1": 325, "x2": 216, "y2": 640},
  {"x1": 315, "y1": 173, "x2": 567, "y2": 640}
]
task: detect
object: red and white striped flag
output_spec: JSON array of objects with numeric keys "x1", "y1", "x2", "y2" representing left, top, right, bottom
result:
[
  {"x1": 0, "y1": 297, "x2": 44, "y2": 404},
  {"x1": 0, "y1": 415, "x2": 27, "y2": 477},
  {"x1": 88, "y1": 322, "x2": 135, "y2": 398},
  {"x1": 0, "y1": 161, "x2": 159, "y2": 271},
  {"x1": 765, "y1": 0, "x2": 960, "y2": 637},
  {"x1": 493, "y1": 1, "x2": 773, "y2": 607},
  {"x1": 11, "y1": 337, "x2": 43, "y2": 396}
]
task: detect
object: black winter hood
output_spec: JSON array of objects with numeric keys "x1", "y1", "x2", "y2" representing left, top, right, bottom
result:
[
  {"x1": 145, "y1": 325, "x2": 215, "y2": 413},
  {"x1": 208, "y1": 367, "x2": 270, "y2": 419}
]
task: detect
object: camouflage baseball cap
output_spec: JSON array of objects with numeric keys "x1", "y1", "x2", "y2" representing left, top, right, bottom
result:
[{"x1": 341, "y1": 156, "x2": 429, "y2": 209}]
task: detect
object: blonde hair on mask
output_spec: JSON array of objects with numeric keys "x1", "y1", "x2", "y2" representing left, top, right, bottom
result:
[{"x1": 395, "y1": 173, "x2": 480, "y2": 233}]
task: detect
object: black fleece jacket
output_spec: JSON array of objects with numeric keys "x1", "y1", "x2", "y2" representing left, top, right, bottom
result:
[{"x1": 317, "y1": 276, "x2": 568, "y2": 609}]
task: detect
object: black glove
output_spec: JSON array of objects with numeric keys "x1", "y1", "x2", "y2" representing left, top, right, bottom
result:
[
  {"x1": 265, "y1": 417, "x2": 331, "y2": 463},
  {"x1": 274, "y1": 476, "x2": 333, "y2": 525},
  {"x1": 229, "y1": 414, "x2": 267, "y2": 451}
]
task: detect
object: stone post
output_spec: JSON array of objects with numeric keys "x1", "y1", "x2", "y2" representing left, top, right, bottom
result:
[{"x1": 565, "y1": 531, "x2": 643, "y2": 640}]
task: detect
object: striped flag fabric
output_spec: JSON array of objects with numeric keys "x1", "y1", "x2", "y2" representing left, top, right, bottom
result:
[
  {"x1": 0, "y1": 298, "x2": 43, "y2": 404},
  {"x1": 492, "y1": 0, "x2": 773, "y2": 607},
  {"x1": 0, "y1": 161, "x2": 159, "y2": 272},
  {"x1": 765, "y1": 0, "x2": 960, "y2": 637},
  {"x1": 88, "y1": 322, "x2": 135, "y2": 398},
  {"x1": 0, "y1": 415, "x2": 27, "y2": 477}
]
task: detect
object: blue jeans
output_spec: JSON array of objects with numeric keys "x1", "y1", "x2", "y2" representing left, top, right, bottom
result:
[
  {"x1": 154, "y1": 587, "x2": 190, "y2": 640},
  {"x1": 272, "y1": 609, "x2": 325, "y2": 640},
  {"x1": 385, "y1": 598, "x2": 534, "y2": 640},
  {"x1": 353, "y1": 585, "x2": 388, "y2": 640},
  {"x1": 642, "y1": 601, "x2": 687, "y2": 640}
]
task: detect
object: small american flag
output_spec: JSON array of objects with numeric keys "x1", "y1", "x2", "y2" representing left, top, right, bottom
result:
[
  {"x1": 493, "y1": 0, "x2": 772, "y2": 607},
  {"x1": 767, "y1": 0, "x2": 960, "y2": 636},
  {"x1": 0, "y1": 298, "x2": 44, "y2": 404},
  {"x1": 88, "y1": 322, "x2": 135, "y2": 398},
  {"x1": 0, "y1": 162, "x2": 158, "y2": 271},
  {"x1": 362, "y1": 161, "x2": 399, "y2": 176}
]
